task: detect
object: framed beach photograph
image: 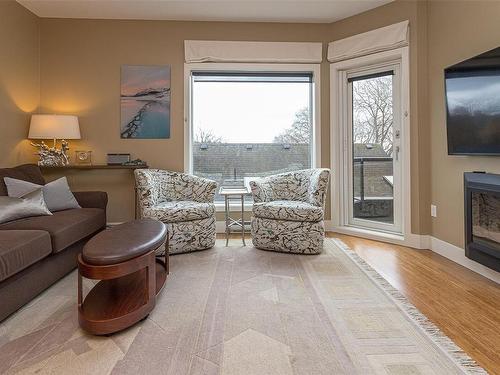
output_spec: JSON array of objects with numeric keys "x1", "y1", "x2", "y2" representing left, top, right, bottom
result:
[{"x1": 120, "y1": 65, "x2": 171, "y2": 139}]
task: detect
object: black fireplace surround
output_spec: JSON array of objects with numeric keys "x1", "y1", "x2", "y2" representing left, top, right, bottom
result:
[{"x1": 464, "y1": 172, "x2": 500, "y2": 272}]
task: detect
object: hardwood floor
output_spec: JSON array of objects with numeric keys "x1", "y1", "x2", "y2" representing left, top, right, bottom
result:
[
  {"x1": 331, "y1": 233, "x2": 500, "y2": 375},
  {"x1": 219, "y1": 233, "x2": 500, "y2": 374}
]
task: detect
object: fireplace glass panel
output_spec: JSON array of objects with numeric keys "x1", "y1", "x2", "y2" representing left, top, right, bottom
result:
[{"x1": 471, "y1": 191, "x2": 500, "y2": 253}]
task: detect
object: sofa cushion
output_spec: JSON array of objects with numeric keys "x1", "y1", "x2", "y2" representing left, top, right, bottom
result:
[
  {"x1": 0, "y1": 189, "x2": 52, "y2": 224},
  {"x1": 253, "y1": 200, "x2": 323, "y2": 222},
  {"x1": 0, "y1": 230, "x2": 52, "y2": 282},
  {"x1": 0, "y1": 208, "x2": 105, "y2": 253},
  {"x1": 4, "y1": 176, "x2": 81, "y2": 212},
  {"x1": 145, "y1": 201, "x2": 215, "y2": 223},
  {"x1": 0, "y1": 164, "x2": 45, "y2": 196}
]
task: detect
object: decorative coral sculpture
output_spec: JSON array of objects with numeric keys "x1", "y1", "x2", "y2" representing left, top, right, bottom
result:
[{"x1": 31, "y1": 140, "x2": 70, "y2": 166}]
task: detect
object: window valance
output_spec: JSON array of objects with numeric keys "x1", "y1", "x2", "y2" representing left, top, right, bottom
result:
[
  {"x1": 185, "y1": 40, "x2": 323, "y2": 63},
  {"x1": 327, "y1": 20, "x2": 409, "y2": 63}
]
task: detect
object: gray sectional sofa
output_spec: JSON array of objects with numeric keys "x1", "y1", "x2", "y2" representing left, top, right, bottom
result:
[{"x1": 0, "y1": 164, "x2": 107, "y2": 321}]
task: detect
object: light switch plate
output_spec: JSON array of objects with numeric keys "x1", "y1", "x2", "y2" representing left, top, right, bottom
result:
[{"x1": 431, "y1": 204, "x2": 437, "y2": 217}]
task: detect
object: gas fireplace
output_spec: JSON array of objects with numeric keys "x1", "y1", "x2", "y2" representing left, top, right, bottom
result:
[{"x1": 464, "y1": 172, "x2": 500, "y2": 272}]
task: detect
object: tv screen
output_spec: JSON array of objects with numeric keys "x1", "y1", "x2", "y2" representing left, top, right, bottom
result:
[{"x1": 445, "y1": 48, "x2": 500, "y2": 155}]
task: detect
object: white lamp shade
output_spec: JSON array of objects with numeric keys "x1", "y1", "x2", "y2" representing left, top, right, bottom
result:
[{"x1": 28, "y1": 114, "x2": 81, "y2": 140}]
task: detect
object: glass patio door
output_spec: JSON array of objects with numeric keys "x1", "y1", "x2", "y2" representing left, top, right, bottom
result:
[{"x1": 346, "y1": 64, "x2": 402, "y2": 233}]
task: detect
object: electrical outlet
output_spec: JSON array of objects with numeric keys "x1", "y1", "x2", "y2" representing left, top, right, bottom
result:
[{"x1": 431, "y1": 204, "x2": 437, "y2": 218}]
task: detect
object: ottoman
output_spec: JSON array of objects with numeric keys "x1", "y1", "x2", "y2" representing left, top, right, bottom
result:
[{"x1": 78, "y1": 219, "x2": 168, "y2": 335}]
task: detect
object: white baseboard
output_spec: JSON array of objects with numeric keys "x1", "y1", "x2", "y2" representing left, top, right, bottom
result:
[
  {"x1": 114, "y1": 220, "x2": 499, "y2": 284},
  {"x1": 429, "y1": 236, "x2": 500, "y2": 284},
  {"x1": 216, "y1": 221, "x2": 227, "y2": 233},
  {"x1": 219, "y1": 220, "x2": 428, "y2": 249},
  {"x1": 216, "y1": 220, "x2": 252, "y2": 234},
  {"x1": 107, "y1": 222, "x2": 124, "y2": 226},
  {"x1": 114, "y1": 220, "x2": 235, "y2": 233},
  {"x1": 325, "y1": 220, "x2": 429, "y2": 249},
  {"x1": 325, "y1": 221, "x2": 498, "y2": 283},
  {"x1": 113, "y1": 221, "x2": 233, "y2": 234},
  {"x1": 113, "y1": 221, "x2": 242, "y2": 234}
]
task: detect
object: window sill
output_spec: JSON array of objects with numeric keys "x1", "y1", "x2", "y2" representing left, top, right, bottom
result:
[{"x1": 215, "y1": 202, "x2": 254, "y2": 212}]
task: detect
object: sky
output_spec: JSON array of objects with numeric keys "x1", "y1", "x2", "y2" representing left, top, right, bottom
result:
[{"x1": 192, "y1": 81, "x2": 310, "y2": 143}]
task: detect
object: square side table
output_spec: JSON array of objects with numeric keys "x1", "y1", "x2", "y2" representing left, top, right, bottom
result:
[{"x1": 219, "y1": 187, "x2": 250, "y2": 246}]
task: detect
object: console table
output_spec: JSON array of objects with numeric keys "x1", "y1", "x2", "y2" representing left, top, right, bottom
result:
[
  {"x1": 40, "y1": 164, "x2": 149, "y2": 218},
  {"x1": 40, "y1": 164, "x2": 148, "y2": 170}
]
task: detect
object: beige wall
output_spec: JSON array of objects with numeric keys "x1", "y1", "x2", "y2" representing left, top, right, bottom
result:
[
  {"x1": 2, "y1": 1, "x2": 429, "y2": 232},
  {"x1": 4, "y1": 0, "x2": 499, "y2": 249},
  {"x1": 38, "y1": 18, "x2": 331, "y2": 222},
  {"x1": 37, "y1": 3, "x2": 428, "y2": 226},
  {"x1": 0, "y1": 1, "x2": 39, "y2": 165},
  {"x1": 428, "y1": 1, "x2": 500, "y2": 248}
]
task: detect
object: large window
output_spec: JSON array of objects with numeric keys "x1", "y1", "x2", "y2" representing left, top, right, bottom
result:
[{"x1": 189, "y1": 71, "x2": 315, "y2": 202}]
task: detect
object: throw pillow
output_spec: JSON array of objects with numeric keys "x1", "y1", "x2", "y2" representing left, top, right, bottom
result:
[
  {"x1": 0, "y1": 188, "x2": 52, "y2": 224},
  {"x1": 4, "y1": 176, "x2": 81, "y2": 212}
]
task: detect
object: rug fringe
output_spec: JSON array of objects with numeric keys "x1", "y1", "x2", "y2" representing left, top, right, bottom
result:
[{"x1": 330, "y1": 238, "x2": 489, "y2": 375}]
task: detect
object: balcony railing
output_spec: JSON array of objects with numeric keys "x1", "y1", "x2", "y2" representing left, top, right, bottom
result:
[{"x1": 353, "y1": 156, "x2": 393, "y2": 203}]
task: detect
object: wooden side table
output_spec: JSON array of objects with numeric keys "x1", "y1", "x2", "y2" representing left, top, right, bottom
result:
[
  {"x1": 77, "y1": 250, "x2": 167, "y2": 335},
  {"x1": 219, "y1": 187, "x2": 250, "y2": 246}
]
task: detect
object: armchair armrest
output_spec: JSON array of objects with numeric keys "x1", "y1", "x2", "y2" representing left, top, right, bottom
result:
[
  {"x1": 134, "y1": 169, "x2": 161, "y2": 211},
  {"x1": 307, "y1": 169, "x2": 330, "y2": 207},
  {"x1": 249, "y1": 179, "x2": 273, "y2": 203},
  {"x1": 174, "y1": 173, "x2": 217, "y2": 203},
  {"x1": 250, "y1": 169, "x2": 330, "y2": 205},
  {"x1": 73, "y1": 191, "x2": 108, "y2": 210},
  {"x1": 135, "y1": 169, "x2": 217, "y2": 208},
  {"x1": 251, "y1": 171, "x2": 310, "y2": 202}
]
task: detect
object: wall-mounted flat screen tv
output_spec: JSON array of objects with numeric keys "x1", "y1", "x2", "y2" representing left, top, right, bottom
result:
[{"x1": 445, "y1": 47, "x2": 500, "y2": 155}]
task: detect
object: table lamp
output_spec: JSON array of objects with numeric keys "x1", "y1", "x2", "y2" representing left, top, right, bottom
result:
[{"x1": 28, "y1": 114, "x2": 81, "y2": 166}]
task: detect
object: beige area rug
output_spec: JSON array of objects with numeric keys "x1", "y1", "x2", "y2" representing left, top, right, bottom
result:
[{"x1": 0, "y1": 238, "x2": 487, "y2": 374}]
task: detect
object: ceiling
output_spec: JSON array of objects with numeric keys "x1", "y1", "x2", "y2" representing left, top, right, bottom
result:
[{"x1": 17, "y1": 0, "x2": 393, "y2": 24}]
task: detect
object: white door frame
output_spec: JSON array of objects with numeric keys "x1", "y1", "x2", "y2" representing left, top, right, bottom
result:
[
  {"x1": 346, "y1": 63, "x2": 402, "y2": 234},
  {"x1": 330, "y1": 47, "x2": 416, "y2": 246}
]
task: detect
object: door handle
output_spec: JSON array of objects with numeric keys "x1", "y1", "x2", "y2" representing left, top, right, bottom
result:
[{"x1": 394, "y1": 146, "x2": 400, "y2": 161}]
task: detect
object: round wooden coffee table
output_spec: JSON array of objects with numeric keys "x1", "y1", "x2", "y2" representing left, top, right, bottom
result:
[{"x1": 78, "y1": 219, "x2": 168, "y2": 335}]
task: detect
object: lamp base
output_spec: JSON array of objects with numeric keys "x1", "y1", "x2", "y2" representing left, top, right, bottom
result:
[{"x1": 31, "y1": 139, "x2": 70, "y2": 167}]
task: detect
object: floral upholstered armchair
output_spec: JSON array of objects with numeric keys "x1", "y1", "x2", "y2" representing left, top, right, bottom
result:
[
  {"x1": 135, "y1": 169, "x2": 217, "y2": 254},
  {"x1": 249, "y1": 168, "x2": 330, "y2": 254}
]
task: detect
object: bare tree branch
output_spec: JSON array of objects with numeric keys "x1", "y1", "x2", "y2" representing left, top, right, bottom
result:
[
  {"x1": 352, "y1": 76, "x2": 393, "y2": 155},
  {"x1": 194, "y1": 128, "x2": 224, "y2": 143},
  {"x1": 274, "y1": 107, "x2": 311, "y2": 144}
]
